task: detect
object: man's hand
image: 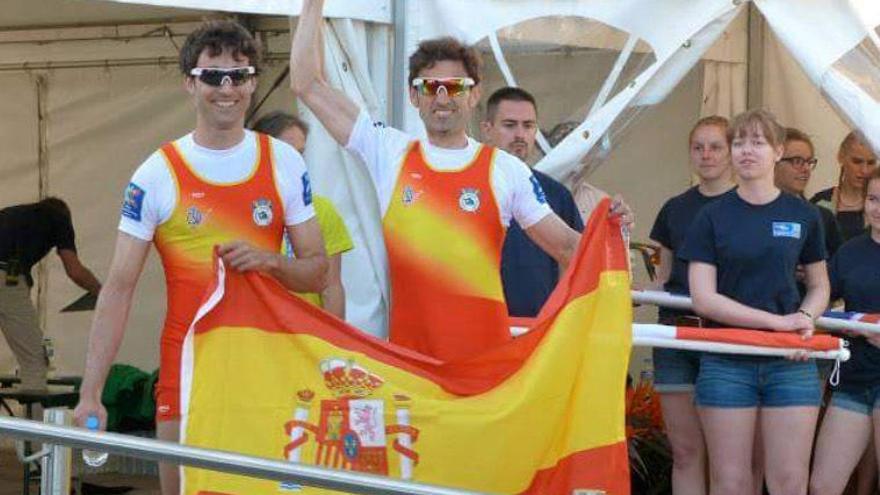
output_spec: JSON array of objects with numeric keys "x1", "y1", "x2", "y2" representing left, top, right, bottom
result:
[
  {"x1": 73, "y1": 397, "x2": 107, "y2": 431},
  {"x1": 217, "y1": 241, "x2": 280, "y2": 273},
  {"x1": 609, "y1": 194, "x2": 634, "y2": 230},
  {"x1": 867, "y1": 333, "x2": 880, "y2": 349}
]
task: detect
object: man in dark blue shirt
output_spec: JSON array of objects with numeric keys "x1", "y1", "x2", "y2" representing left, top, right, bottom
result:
[
  {"x1": 481, "y1": 87, "x2": 584, "y2": 317},
  {"x1": 0, "y1": 197, "x2": 101, "y2": 390}
]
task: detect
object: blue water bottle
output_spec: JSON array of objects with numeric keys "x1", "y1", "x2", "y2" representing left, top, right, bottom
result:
[{"x1": 82, "y1": 415, "x2": 108, "y2": 467}]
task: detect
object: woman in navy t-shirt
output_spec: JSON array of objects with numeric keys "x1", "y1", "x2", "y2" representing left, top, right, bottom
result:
[
  {"x1": 649, "y1": 115, "x2": 734, "y2": 494},
  {"x1": 680, "y1": 109, "x2": 829, "y2": 495},
  {"x1": 811, "y1": 167, "x2": 880, "y2": 495}
]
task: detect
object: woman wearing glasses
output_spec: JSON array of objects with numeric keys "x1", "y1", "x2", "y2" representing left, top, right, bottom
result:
[
  {"x1": 681, "y1": 109, "x2": 829, "y2": 495},
  {"x1": 810, "y1": 167, "x2": 880, "y2": 495},
  {"x1": 649, "y1": 115, "x2": 733, "y2": 495},
  {"x1": 776, "y1": 128, "x2": 843, "y2": 260},
  {"x1": 811, "y1": 132, "x2": 878, "y2": 241}
]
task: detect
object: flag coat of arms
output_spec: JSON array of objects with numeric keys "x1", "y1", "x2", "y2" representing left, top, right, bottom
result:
[{"x1": 179, "y1": 199, "x2": 632, "y2": 494}]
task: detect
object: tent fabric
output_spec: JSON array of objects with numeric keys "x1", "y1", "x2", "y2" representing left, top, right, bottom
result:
[
  {"x1": 106, "y1": 0, "x2": 392, "y2": 23},
  {"x1": 757, "y1": 0, "x2": 880, "y2": 151},
  {"x1": 299, "y1": 18, "x2": 392, "y2": 337},
  {"x1": 700, "y1": 60, "x2": 747, "y2": 118}
]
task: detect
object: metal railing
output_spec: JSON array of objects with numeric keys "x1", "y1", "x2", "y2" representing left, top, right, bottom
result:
[{"x1": 0, "y1": 416, "x2": 489, "y2": 495}]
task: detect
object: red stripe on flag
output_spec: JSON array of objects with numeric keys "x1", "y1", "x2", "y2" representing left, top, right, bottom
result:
[
  {"x1": 519, "y1": 441, "x2": 630, "y2": 495},
  {"x1": 676, "y1": 327, "x2": 841, "y2": 351}
]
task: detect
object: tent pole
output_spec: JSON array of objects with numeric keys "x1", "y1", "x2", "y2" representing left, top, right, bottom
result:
[
  {"x1": 35, "y1": 74, "x2": 50, "y2": 332},
  {"x1": 746, "y1": 3, "x2": 764, "y2": 108},
  {"x1": 391, "y1": 0, "x2": 406, "y2": 128}
]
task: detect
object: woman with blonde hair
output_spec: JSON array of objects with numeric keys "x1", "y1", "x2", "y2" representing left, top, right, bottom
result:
[
  {"x1": 649, "y1": 115, "x2": 734, "y2": 495},
  {"x1": 809, "y1": 167, "x2": 880, "y2": 495},
  {"x1": 681, "y1": 109, "x2": 829, "y2": 495},
  {"x1": 811, "y1": 132, "x2": 878, "y2": 241}
]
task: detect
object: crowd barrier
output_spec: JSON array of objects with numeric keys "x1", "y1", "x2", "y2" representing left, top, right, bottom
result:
[{"x1": 0, "y1": 415, "x2": 488, "y2": 495}]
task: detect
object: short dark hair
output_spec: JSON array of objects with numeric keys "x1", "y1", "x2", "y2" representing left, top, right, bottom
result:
[
  {"x1": 38, "y1": 197, "x2": 70, "y2": 220},
  {"x1": 408, "y1": 37, "x2": 482, "y2": 86},
  {"x1": 485, "y1": 87, "x2": 537, "y2": 123},
  {"x1": 784, "y1": 127, "x2": 814, "y2": 156},
  {"x1": 251, "y1": 111, "x2": 309, "y2": 138},
  {"x1": 179, "y1": 19, "x2": 261, "y2": 75}
]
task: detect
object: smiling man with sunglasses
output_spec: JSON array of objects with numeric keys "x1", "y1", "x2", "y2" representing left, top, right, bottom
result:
[
  {"x1": 74, "y1": 19, "x2": 328, "y2": 495},
  {"x1": 291, "y1": 0, "x2": 632, "y2": 362}
]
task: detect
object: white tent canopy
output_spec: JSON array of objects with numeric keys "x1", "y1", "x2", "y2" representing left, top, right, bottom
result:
[{"x1": 0, "y1": 0, "x2": 875, "y2": 377}]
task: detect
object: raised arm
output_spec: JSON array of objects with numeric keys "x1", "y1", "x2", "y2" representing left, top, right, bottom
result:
[
  {"x1": 74, "y1": 232, "x2": 150, "y2": 429},
  {"x1": 57, "y1": 248, "x2": 101, "y2": 295},
  {"x1": 290, "y1": 0, "x2": 361, "y2": 145}
]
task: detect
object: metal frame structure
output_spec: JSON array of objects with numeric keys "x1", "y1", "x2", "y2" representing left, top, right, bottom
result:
[{"x1": 0, "y1": 416, "x2": 488, "y2": 495}]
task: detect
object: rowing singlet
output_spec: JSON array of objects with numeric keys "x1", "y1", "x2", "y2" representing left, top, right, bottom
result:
[
  {"x1": 153, "y1": 133, "x2": 285, "y2": 419},
  {"x1": 382, "y1": 142, "x2": 509, "y2": 361}
]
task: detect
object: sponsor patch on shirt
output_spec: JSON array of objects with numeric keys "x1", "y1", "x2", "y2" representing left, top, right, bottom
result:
[
  {"x1": 772, "y1": 221, "x2": 802, "y2": 239},
  {"x1": 301, "y1": 172, "x2": 313, "y2": 206},
  {"x1": 530, "y1": 175, "x2": 548, "y2": 204},
  {"x1": 121, "y1": 182, "x2": 145, "y2": 222}
]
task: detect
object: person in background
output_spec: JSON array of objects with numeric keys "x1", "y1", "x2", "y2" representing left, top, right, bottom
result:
[
  {"x1": 649, "y1": 116, "x2": 734, "y2": 495},
  {"x1": 681, "y1": 109, "x2": 829, "y2": 495},
  {"x1": 480, "y1": 87, "x2": 584, "y2": 317},
  {"x1": 811, "y1": 131, "x2": 878, "y2": 241},
  {"x1": 810, "y1": 167, "x2": 880, "y2": 495},
  {"x1": 776, "y1": 127, "x2": 842, "y2": 258},
  {"x1": 0, "y1": 197, "x2": 101, "y2": 392},
  {"x1": 252, "y1": 111, "x2": 354, "y2": 318}
]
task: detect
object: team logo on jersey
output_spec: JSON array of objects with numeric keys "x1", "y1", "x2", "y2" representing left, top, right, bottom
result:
[
  {"x1": 186, "y1": 206, "x2": 204, "y2": 227},
  {"x1": 772, "y1": 222, "x2": 802, "y2": 239},
  {"x1": 459, "y1": 188, "x2": 481, "y2": 213},
  {"x1": 401, "y1": 186, "x2": 422, "y2": 206},
  {"x1": 529, "y1": 175, "x2": 548, "y2": 205},
  {"x1": 252, "y1": 199, "x2": 274, "y2": 227},
  {"x1": 121, "y1": 182, "x2": 145, "y2": 222}
]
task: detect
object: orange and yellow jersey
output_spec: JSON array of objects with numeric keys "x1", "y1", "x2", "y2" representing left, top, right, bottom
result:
[
  {"x1": 153, "y1": 133, "x2": 285, "y2": 418},
  {"x1": 383, "y1": 141, "x2": 510, "y2": 361}
]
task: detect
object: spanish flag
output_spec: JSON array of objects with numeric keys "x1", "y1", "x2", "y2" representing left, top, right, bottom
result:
[{"x1": 179, "y1": 199, "x2": 632, "y2": 494}]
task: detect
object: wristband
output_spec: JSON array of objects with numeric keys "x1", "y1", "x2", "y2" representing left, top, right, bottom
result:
[{"x1": 798, "y1": 309, "x2": 814, "y2": 320}]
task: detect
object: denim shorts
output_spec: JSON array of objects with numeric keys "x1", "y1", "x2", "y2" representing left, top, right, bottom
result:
[
  {"x1": 695, "y1": 353, "x2": 821, "y2": 408},
  {"x1": 831, "y1": 386, "x2": 880, "y2": 416},
  {"x1": 652, "y1": 347, "x2": 701, "y2": 393}
]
